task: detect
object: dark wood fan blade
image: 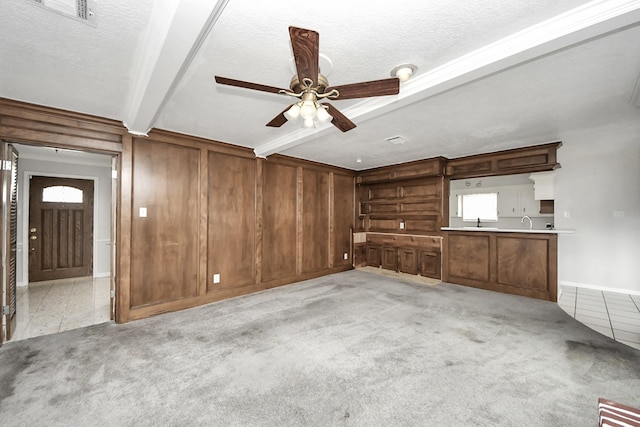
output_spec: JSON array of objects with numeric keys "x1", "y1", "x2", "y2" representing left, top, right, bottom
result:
[
  {"x1": 326, "y1": 77, "x2": 400, "y2": 100},
  {"x1": 266, "y1": 105, "x2": 294, "y2": 127},
  {"x1": 289, "y1": 26, "x2": 319, "y2": 87},
  {"x1": 215, "y1": 76, "x2": 285, "y2": 94},
  {"x1": 324, "y1": 103, "x2": 356, "y2": 132}
]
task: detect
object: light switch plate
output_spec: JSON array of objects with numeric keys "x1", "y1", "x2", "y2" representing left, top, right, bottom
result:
[
  {"x1": 139, "y1": 207, "x2": 147, "y2": 218},
  {"x1": 343, "y1": 252, "x2": 348, "y2": 260},
  {"x1": 213, "y1": 273, "x2": 220, "y2": 284}
]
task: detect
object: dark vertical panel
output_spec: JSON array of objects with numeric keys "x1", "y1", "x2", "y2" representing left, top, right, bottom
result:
[
  {"x1": 130, "y1": 139, "x2": 200, "y2": 308},
  {"x1": 302, "y1": 168, "x2": 329, "y2": 273},
  {"x1": 207, "y1": 152, "x2": 256, "y2": 291},
  {"x1": 261, "y1": 162, "x2": 297, "y2": 282},
  {"x1": 41, "y1": 209, "x2": 53, "y2": 270},
  {"x1": 58, "y1": 209, "x2": 68, "y2": 268},
  {"x1": 73, "y1": 209, "x2": 84, "y2": 267},
  {"x1": 333, "y1": 174, "x2": 354, "y2": 267}
]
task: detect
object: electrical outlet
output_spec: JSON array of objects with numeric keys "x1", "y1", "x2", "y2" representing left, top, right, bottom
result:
[
  {"x1": 563, "y1": 211, "x2": 570, "y2": 218},
  {"x1": 213, "y1": 273, "x2": 220, "y2": 284},
  {"x1": 343, "y1": 252, "x2": 348, "y2": 260},
  {"x1": 399, "y1": 222, "x2": 405, "y2": 230},
  {"x1": 613, "y1": 210, "x2": 625, "y2": 218}
]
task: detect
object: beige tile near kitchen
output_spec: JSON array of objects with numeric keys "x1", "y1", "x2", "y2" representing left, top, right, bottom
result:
[
  {"x1": 559, "y1": 285, "x2": 640, "y2": 351},
  {"x1": 10, "y1": 276, "x2": 111, "y2": 342}
]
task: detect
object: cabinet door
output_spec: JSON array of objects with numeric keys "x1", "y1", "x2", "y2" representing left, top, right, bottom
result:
[
  {"x1": 366, "y1": 245, "x2": 382, "y2": 267},
  {"x1": 419, "y1": 250, "x2": 441, "y2": 279},
  {"x1": 381, "y1": 247, "x2": 398, "y2": 271},
  {"x1": 399, "y1": 248, "x2": 418, "y2": 274},
  {"x1": 497, "y1": 189, "x2": 519, "y2": 217},
  {"x1": 518, "y1": 186, "x2": 538, "y2": 216}
]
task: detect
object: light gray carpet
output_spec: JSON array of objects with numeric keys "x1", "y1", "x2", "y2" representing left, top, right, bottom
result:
[{"x1": 1, "y1": 269, "x2": 638, "y2": 426}]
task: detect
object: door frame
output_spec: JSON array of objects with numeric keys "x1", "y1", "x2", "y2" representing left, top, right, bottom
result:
[{"x1": 21, "y1": 171, "x2": 101, "y2": 285}]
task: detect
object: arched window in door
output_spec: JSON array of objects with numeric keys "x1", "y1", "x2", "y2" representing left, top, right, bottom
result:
[{"x1": 42, "y1": 185, "x2": 84, "y2": 203}]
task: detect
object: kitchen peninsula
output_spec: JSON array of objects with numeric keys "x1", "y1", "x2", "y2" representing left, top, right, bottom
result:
[{"x1": 441, "y1": 227, "x2": 574, "y2": 301}]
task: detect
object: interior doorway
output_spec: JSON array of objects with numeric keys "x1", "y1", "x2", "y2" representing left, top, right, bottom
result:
[
  {"x1": 5, "y1": 144, "x2": 116, "y2": 342},
  {"x1": 28, "y1": 176, "x2": 94, "y2": 282}
]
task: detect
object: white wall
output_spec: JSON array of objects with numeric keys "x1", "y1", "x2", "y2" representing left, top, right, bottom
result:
[
  {"x1": 555, "y1": 121, "x2": 640, "y2": 294},
  {"x1": 16, "y1": 156, "x2": 113, "y2": 285}
]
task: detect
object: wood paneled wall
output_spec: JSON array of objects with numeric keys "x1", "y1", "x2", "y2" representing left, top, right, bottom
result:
[
  {"x1": 124, "y1": 136, "x2": 355, "y2": 321},
  {"x1": 0, "y1": 98, "x2": 355, "y2": 324},
  {"x1": 208, "y1": 151, "x2": 256, "y2": 291},
  {"x1": 130, "y1": 139, "x2": 201, "y2": 308}
]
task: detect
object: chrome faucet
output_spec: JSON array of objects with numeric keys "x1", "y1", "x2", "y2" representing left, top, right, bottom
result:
[{"x1": 521, "y1": 215, "x2": 532, "y2": 230}]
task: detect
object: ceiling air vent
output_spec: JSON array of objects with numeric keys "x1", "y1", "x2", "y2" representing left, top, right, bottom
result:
[
  {"x1": 384, "y1": 135, "x2": 408, "y2": 145},
  {"x1": 28, "y1": 0, "x2": 97, "y2": 26}
]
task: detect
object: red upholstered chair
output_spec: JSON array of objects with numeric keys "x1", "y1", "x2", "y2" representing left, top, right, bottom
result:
[{"x1": 599, "y1": 398, "x2": 640, "y2": 427}]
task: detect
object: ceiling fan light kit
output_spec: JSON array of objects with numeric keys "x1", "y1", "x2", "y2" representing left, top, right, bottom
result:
[{"x1": 214, "y1": 26, "x2": 401, "y2": 133}]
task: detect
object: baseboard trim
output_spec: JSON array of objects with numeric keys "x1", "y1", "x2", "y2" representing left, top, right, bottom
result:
[
  {"x1": 94, "y1": 272, "x2": 111, "y2": 278},
  {"x1": 559, "y1": 280, "x2": 640, "y2": 297}
]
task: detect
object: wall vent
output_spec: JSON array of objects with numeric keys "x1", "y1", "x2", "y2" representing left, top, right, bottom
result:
[
  {"x1": 28, "y1": 0, "x2": 97, "y2": 26},
  {"x1": 384, "y1": 135, "x2": 408, "y2": 145}
]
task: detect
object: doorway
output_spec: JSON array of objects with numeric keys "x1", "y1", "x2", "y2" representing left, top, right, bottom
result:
[
  {"x1": 28, "y1": 176, "x2": 94, "y2": 282},
  {"x1": 7, "y1": 144, "x2": 116, "y2": 342}
]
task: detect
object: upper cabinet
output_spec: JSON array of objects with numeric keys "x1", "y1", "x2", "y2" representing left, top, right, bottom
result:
[
  {"x1": 357, "y1": 157, "x2": 447, "y2": 184},
  {"x1": 497, "y1": 186, "x2": 538, "y2": 217},
  {"x1": 445, "y1": 142, "x2": 561, "y2": 179}
]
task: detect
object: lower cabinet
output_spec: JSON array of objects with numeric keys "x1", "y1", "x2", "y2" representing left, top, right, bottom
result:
[
  {"x1": 363, "y1": 242, "x2": 442, "y2": 279},
  {"x1": 418, "y1": 250, "x2": 441, "y2": 279},
  {"x1": 366, "y1": 245, "x2": 382, "y2": 267},
  {"x1": 382, "y1": 247, "x2": 398, "y2": 271},
  {"x1": 399, "y1": 248, "x2": 418, "y2": 275},
  {"x1": 442, "y1": 231, "x2": 557, "y2": 301}
]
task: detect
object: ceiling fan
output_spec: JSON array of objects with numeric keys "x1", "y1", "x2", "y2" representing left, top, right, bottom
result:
[{"x1": 214, "y1": 26, "x2": 401, "y2": 132}]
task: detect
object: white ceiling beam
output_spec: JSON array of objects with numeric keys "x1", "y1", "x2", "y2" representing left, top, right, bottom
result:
[
  {"x1": 254, "y1": 0, "x2": 640, "y2": 158},
  {"x1": 122, "y1": 0, "x2": 229, "y2": 136}
]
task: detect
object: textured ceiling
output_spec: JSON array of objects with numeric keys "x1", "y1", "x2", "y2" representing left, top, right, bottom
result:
[{"x1": 1, "y1": 0, "x2": 639, "y2": 169}]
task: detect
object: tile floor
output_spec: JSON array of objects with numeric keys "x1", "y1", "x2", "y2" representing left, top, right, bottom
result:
[
  {"x1": 11, "y1": 276, "x2": 111, "y2": 342},
  {"x1": 558, "y1": 285, "x2": 640, "y2": 351}
]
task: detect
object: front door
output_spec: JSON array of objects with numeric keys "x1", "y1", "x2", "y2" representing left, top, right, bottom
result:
[{"x1": 29, "y1": 176, "x2": 94, "y2": 282}]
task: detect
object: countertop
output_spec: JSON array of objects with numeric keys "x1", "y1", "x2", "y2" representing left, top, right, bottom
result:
[{"x1": 441, "y1": 227, "x2": 575, "y2": 234}]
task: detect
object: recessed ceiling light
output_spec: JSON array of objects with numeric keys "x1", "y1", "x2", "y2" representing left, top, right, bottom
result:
[
  {"x1": 356, "y1": 158, "x2": 362, "y2": 163},
  {"x1": 384, "y1": 135, "x2": 408, "y2": 145},
  {"x1": 390, "y1": 64, "x2": 418, "y2": 82}
]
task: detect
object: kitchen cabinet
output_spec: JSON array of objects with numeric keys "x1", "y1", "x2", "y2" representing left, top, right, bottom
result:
[
  {"x1": 382, "y1": 247, "x2": 398, "y2": 271},
  {"x1": 519, "y1": 186, "x2": 538, "y2": 216},
  {"x1": 366, "y1": 245, "x2": 382, "y2": 267},
  {"x1": 497, "y1": 188, "x2": 519, "y2": 217},
  {"x1": 442, "y1": 230, "x2": 558, "y2": 301},
  {"x1": 445, "y1": 142, "x2": 561, "y2": 179},
  {"x1": 497, "y1": 186, "x2": 539, "y2": 217},
  {"x1": 418, "y1": 250, "x2": 441, "y2": 278},
  {"x1": 364, "y1": 233, "x2": 443, "y2": 279},
  {"x1": 399, "y1": 248, "x2": 418, "y2": 274}
]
